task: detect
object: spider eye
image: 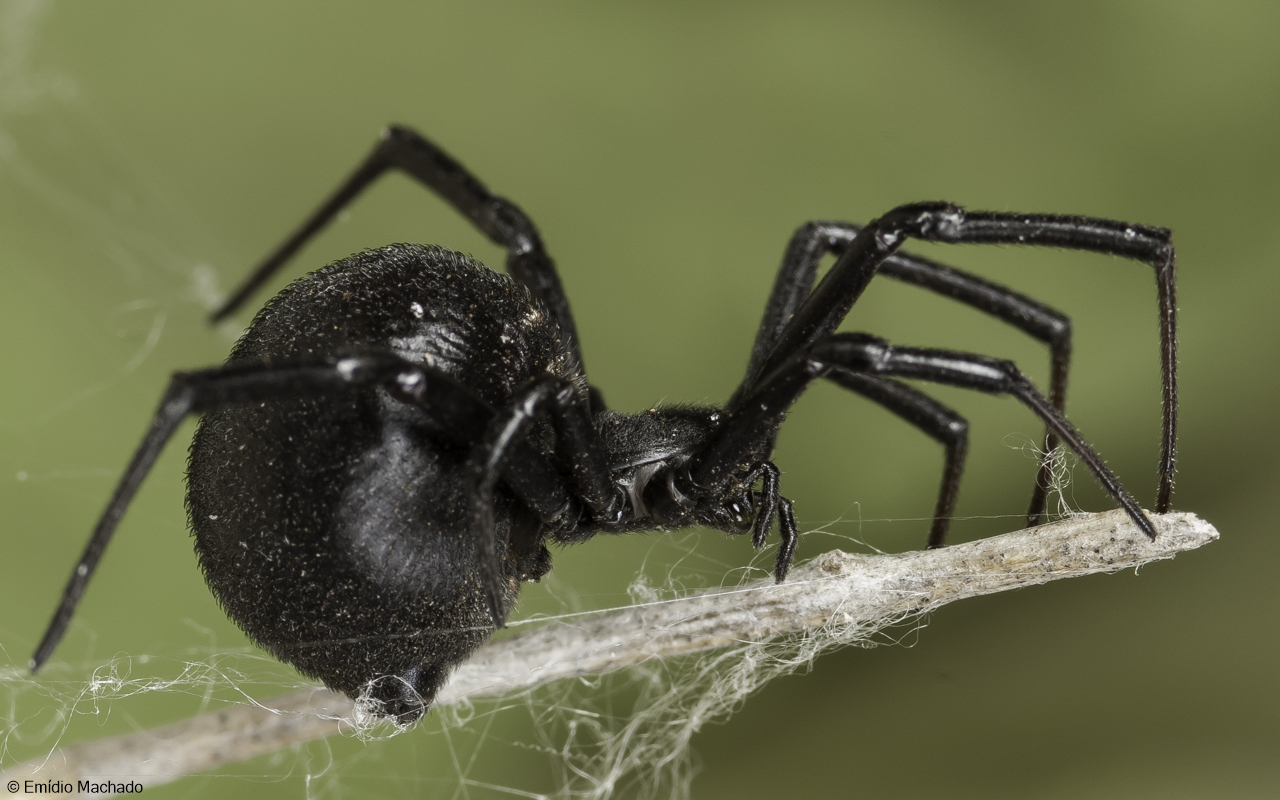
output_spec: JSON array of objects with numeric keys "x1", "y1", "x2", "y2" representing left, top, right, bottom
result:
[{"x1": 725, "y1": 497, "x2": 754, "y2": 532}]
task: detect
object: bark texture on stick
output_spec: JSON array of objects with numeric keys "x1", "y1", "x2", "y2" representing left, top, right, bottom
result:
[{"x1": 3, "y1": 510, "x2": 1218, "y2": 796}]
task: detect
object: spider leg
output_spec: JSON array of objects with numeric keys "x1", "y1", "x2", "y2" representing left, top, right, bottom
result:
[
  {"x1": 745, "y1": 204, "x2": 1176, "y2": 514},
  {"x1": 815, "y1": 334, "x2": 1152, "y2": 538},
  {"x1": 692, "y1": 332, "x2": 1154, "y2": 578},
  {"x1": 878, "y1": 247, "x2": 1071, "y2": 526},
  {"x1": 29, "y1": 353, "x2": 571, "y2": 672},
  {"x1": 745, "y1": 219, "x2": 1073, "y2": 527},
  {"x1": 825, "y1": 371, "x2": 969, "y2": 548},
  {"x1": 210, "y1": 127, "x2": 597, "y2": 405},
  {"x1": 745, "y1": 222, "x2": 1070, "y2": 392},
  {"x1": 464, "y1": 375, "x2": 625, "y2": 625}
]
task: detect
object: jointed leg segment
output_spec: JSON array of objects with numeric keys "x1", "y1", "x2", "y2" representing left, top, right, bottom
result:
[
  {"x1": 704, "y1": 331, "x2": 1156, "y2": 554},
  {"x1": 825, "y1": 370, "x2": 969, "y2": 549},
  {"x1": 210, "y1": 126, "x2": 590, "y2": 395}
]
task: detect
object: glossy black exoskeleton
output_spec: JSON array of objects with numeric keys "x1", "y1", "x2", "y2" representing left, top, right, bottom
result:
[{"x1": 31, "y1": 126, "x2": 1179, "y2": 722}]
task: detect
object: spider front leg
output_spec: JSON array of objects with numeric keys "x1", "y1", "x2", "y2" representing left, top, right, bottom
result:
[
  {"x1": 689, "y1": 332, "x2": 1155, "y2": 580},
  {"x1": 752, "y1": 203, "x2": 1176, "y2": 515},
  {"x1": 813, "y1": 334, "x2": 1153, "y2": 540},
  {"x1": 741, "y1": 220, "x2": 1072, "y2": 529}
]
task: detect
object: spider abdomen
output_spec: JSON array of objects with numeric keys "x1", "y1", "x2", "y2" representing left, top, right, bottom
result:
[{"x1": 186, "y1": 244, "x2": 577, "y2": 709}]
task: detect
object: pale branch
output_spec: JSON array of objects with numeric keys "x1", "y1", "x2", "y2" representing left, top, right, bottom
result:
[{"x1": 3, "y1": 510, "x2": 1218, "y2": 795}]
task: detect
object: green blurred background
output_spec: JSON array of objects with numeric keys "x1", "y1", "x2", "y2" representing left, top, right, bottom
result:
[{"x1": 1, "y1": 1, "x2": 1276, "y2": 797}]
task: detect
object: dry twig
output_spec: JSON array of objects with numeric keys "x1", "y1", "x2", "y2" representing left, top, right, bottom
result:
[{"x1": 2, "y1": 509, "x2": 1218, "y2": 796}]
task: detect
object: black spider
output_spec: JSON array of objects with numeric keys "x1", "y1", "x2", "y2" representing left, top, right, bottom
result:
[{"x1": 30, "y1": 126, "x2": 1178, "y2": 722}]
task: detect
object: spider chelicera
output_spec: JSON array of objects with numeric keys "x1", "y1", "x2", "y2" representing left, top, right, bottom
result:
[{"x1": 30, "y1": 126, "x2": 1177, "y2": 722}]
